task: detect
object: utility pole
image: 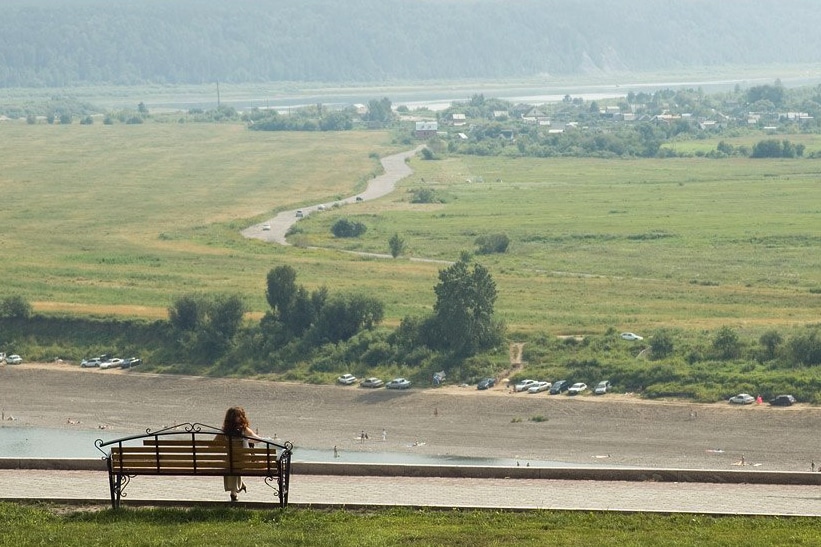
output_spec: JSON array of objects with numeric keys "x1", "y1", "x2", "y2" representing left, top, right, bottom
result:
[{"x1": 216, "y1": 81, "x2": 221, "y2": 109}]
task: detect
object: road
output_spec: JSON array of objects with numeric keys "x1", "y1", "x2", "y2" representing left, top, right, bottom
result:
[{"x1": 241, "y1": 146, "x2": 423, "y2": 245}]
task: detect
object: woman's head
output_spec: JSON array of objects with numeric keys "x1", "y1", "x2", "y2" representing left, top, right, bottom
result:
[{"x1": 222, "y1": 406, "x2": 250, "y2": 435}]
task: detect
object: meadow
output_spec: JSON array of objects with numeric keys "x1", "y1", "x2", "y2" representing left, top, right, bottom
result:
[{"x1": 1, "y1": 121, "x2": 820, "y2": 340}]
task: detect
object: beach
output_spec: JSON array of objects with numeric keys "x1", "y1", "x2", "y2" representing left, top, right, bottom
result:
[{"x1": 1, "y1": 362, "x2": 818, "y2": 471}]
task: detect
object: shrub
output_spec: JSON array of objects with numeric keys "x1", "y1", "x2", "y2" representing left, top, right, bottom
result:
[
  {"x1": 475, "y1": 233, "x2": 510, "y2": 254},
  {"x1": 331, "y1": 218, "x2": 367, "y2": 238}
]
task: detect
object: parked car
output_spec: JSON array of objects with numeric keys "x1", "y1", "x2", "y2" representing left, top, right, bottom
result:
[
  {"x1": 568, "y1": 382, "x2": 588, "y2": 395},
  {"x1": 386, "y1": 377, "x2": 412, "y2": 390},
  {"x1": 121, "y1": 357, "x2": 142, "y2": 369},
  {"x1": 549, "y1": 380, "x2": 570, "y2": 394},
  {"x1": 337, "y1": 373, "x2": 357, "y2": 385},
  {"x1": 261, "y1": 224, "x2": 271, "y2": 231},
  {"x1": 295, "y1": 210, "x2": 304, "y2": 218},
  {"x1": 729, "y1": 393, "x2": 755, "y2": 405},
  {"x1": 514, "y1": 379, "x2": 538, "y2": 392},
  {"x1": 769, "y1": 394, "x2": 796, "y2": 407},
  {"x1": 360, "y1": 377, "x2": 384, "y2": 388},
  {"x1": 5, "y1": 354, "x2": 22, "y2": 365},
  {"x1": 528, "y1": 381, "x2": 552, "y2": 393},
  {"x1": 100, "y1": 358, "x2": 124, "y2": 370},
  {"x1": 477, "y1": 377, "x2": 496, "y2": 390},
  {"x1": 81, "y1": 357, "x2": 103, "y2": 368},
  {"x1": 621, "y1": 332, "x2": 643, "y2": 341},
  {"x1": 594, "y1": 381, "x2": 611, "y2": 395}
]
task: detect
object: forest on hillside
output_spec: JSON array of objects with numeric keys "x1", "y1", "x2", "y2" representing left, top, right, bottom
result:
[{"x1": 2, "y1": 0, "x2": 821, "y2": 87}]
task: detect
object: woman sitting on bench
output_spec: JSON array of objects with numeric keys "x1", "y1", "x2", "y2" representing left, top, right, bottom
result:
[{"x1": 221, "y1": 406, "x2": 264, "y2": 502}]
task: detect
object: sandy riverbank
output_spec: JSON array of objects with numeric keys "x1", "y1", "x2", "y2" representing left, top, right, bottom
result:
[{"x1": 1, "y1": 362, "x2": 818, "y2": 472}]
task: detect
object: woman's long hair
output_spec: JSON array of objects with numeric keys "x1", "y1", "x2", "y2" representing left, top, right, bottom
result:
[{"x1": 222, "y1": 406, "x2": 250, "y2": 436}]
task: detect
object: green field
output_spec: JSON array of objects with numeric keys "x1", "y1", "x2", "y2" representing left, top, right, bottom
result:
[{"x1": 1, "y1": 122, "x2": 820, "y2": 337}]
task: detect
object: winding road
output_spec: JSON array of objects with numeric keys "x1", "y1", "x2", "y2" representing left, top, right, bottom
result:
[{"x1": 241, "y1": 146, "x2": 423, "y2": 245}]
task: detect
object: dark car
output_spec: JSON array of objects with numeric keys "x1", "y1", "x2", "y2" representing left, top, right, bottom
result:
[
  {"x1": 549, "y1": 380, "x2": 570, "y2": 395},
  {"x1": 121, "y1": 357, "x2": 142, "y2": 369},
  {"x1": 477, "y1": 377, "x2": 496, "y2": 390},
  {"x1": 769, "y1": 394, "x2": 796, "y2": 407}
]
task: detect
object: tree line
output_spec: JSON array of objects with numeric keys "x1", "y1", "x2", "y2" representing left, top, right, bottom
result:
[{"x1": 3, "y1": 0, "x2": 821, "y2": 87}]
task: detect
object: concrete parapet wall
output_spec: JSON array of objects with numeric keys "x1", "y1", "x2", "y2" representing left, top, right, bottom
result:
[{"x1": 2, "y1": 458, "x2": 820, "y2": 485}]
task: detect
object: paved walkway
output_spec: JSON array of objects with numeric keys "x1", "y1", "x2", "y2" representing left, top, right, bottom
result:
[{"x1": 3, "y1": 470, "x2": 820, "y2": 516}]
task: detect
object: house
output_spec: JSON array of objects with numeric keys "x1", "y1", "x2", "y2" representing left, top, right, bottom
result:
[
  {"x1": 493, "y1": 110, "x2": 509, "y2": 119},
  {"x1": 522, "y1": 107, "x2": 547, "y2": 124},
  {"x1": 414, "y1": 121, "x2": 438, "y2": 139},
  {"x1": 450, "y1": 113, "x2": 467, "y2": 126}
]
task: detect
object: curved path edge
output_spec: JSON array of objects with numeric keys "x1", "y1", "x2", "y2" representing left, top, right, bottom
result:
[{"x1": 241, "y1": 146, "x2": 424, "y2": 245}]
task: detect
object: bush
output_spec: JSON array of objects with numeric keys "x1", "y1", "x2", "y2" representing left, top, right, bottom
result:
[
  {"x1": 0, "y1": 295, "x2": 32, "y2": 319},
  {"x1": 331, "y1": 218, "x2": 367, "y2": 238},
  {"x1": 475, "y1": 233, "x2": 510, "y2": 254}
]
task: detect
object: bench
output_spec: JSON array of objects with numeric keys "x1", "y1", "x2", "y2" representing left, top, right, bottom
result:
[{"x1": 95, "y1": 422, "x2": 293, "y2": 509}]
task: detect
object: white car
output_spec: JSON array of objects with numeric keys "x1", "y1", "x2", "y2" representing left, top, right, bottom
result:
[
  {"x1": 337, "y1": 373, "x2": 357, "y2": 385},
  {"x1": 5, "y1": 354, "x2": 22, "y2": 365},
  {"x1": 621, "y1": 332, "x2": 644, "y2": 341},
  {"x1": 514, "y1": 379, "x2": 538, "y2": 392},
  {"x1": 567, "y1": 382, "x2": 588, "y2": 395},
  {"x1": 729, "y1": 393, "x2": 755, "y2": 405},
  {"x1": 81, "y1": 357, "x2": 102, "y2": 368},
  {"x1": 527, "y1": 381, "x2": 552, "y2": 393},
  {"x1": 261, "y1": 224, "x2": 271, "y2": 231},
  {"x1": 594, "y1": 381, "x2": 611, "y2": 395},
  {"x1": 100, "y1": 358, "x2": 124, "y2": 369}
]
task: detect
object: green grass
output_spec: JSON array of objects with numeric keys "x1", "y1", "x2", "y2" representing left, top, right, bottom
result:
[
  {"x1": 1, "y1": 122, "x2": 820, "y2": 336},
  {"x1": 1, "y1": 503, "x2": 818, "y2": 546}
]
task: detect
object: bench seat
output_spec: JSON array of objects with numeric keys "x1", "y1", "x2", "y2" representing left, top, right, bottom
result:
[{"x1": 96, "y1": 423, "x2": 292, "y2": 508}]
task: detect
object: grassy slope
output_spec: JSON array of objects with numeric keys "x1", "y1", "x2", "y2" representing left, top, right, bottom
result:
[{"x1": 1, "y1": 122, "x2": 820, "y2": 337}]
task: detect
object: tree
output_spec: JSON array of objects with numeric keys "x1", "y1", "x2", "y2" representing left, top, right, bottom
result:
[
  {"x1": 712, "y1": 326, "x2": 741, "y2": 360},
  {"x1": 759, "y1": 330, "x2": 783, "y2": 361},
  {"x1": 388, "y1": 233, "x2": 405, "y2": 258},
  {"x1": 266, "y1": 265, "x2": 297, "y2": 314},
  {"x1": 0, "y1": 295, "x2": 32, "y2": 319},
  {"x1": 308, "y1": 293, "x2": 384, "y2": 344},
  {"x1": 649, "y1": 329, "x2": 674, "y2": 359},
  {"x1": 426, "y1": 256, "x2": 504, "y2": 356},
  {"x1": 169, "y1": 294, "x2": 204, "y2": 331}
]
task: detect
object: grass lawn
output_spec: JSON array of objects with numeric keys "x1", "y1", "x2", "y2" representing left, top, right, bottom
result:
[{"x1": 1, "y1": 503, "x2": 818, "y2": 546}]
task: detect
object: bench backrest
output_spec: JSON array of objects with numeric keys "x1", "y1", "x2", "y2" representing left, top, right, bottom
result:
[{"x1": 98, "y1": 424, "x2": 291, "y2": 477}]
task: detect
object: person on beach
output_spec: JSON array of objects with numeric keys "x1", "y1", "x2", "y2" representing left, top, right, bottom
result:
[{"x1": 220, "y1": 406, "x2": 262, "y2": 502}]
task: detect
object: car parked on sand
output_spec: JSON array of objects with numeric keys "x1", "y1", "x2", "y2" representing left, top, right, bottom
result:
[
  {"x1": 729, "y1": 393, "x2": 755, "y2": 405},
  {"x1": 100, "y1": 358, "x2": 124, "y2": 369},
  {"x1": 295, "y1": 210, "x2": 304, "y2": 218},
  {"x1": 81, "y1": 357, "x2": 103, "y2": 368},
  {"x1": 386, "y1": 378, "x2": 412, "y2": 390},
  {"x1": 337, "y1": 373, "x2": 357, "y2": 385},
  {"x1": 528, "y1": 381, "x2": 552, "y2": 393},
  {"x1": 360, "y1": 377, "x2": 384, "y2": 388},
  {"x1": 5, "y1": 354, "x2": 22, "y2": 365},
  {"x1": 568, "y1": 382, "x2": 588, "y2": 395},
  {"x1": 477, "y1": 377, "x2": 496, "y2": 390},
  {"x1": 594, "y1": 381, "x2": 611, "y2": 395},
  {"x1": 514, "y1": 379, "x2": 538, "y2": 392},
  {"x1": 769, "y1": 394, "x2": 796, "y2": 407},
  {"x1": 549, "y1": 380, "x2": 570, "y2": 394},
  {"x1": 621, "y1": 332, "x2": 643, "y2": 341},
  {"x1": 261, "y1": 224, "x2": 271, "y2": 231},
  {"x1": 121, "y1": 357, "x2": 142, "y2": 369}
]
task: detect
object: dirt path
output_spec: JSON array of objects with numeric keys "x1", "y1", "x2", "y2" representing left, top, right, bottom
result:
[
  {"x1": 241, "y1": 146, "x2": 423, "y2": 245},
  {"x1": 2, "y1": 362, "x2": 819, "y2": 472}
]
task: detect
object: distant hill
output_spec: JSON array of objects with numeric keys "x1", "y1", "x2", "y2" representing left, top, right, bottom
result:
[{"x1": 2, "y1": 0, "x2": 821, "y2": 87}]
